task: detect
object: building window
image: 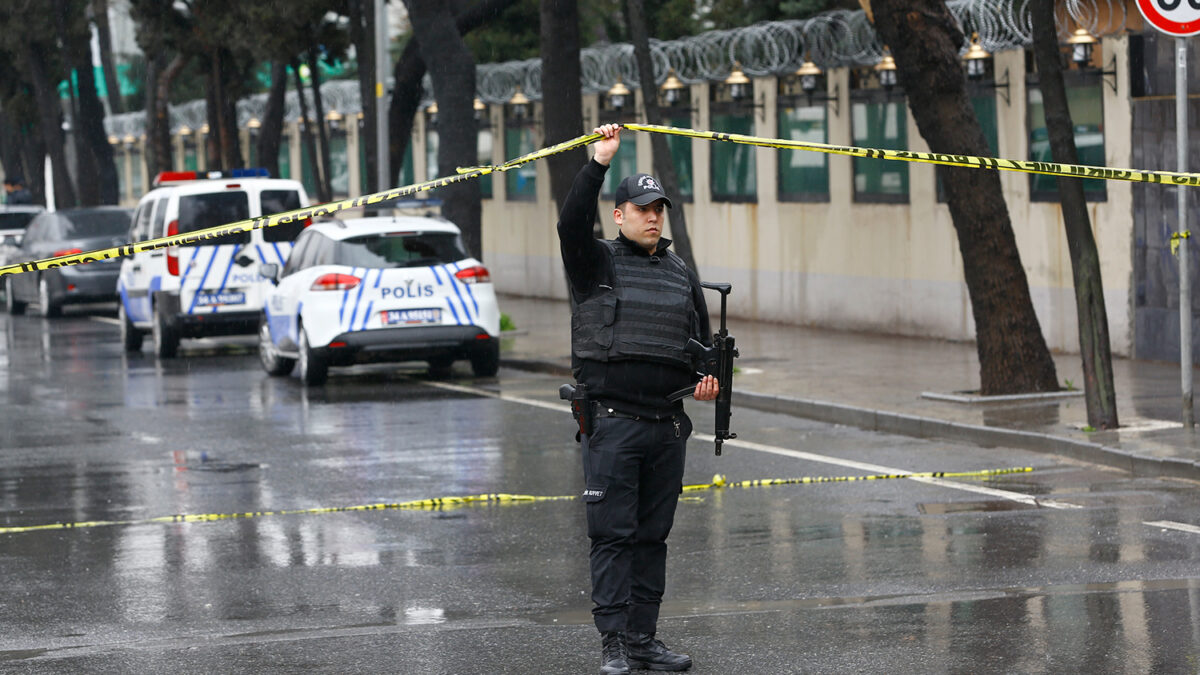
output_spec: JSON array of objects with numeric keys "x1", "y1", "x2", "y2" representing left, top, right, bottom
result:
[
  {"x1": 937, "y1": 93, "x2": 999, "y2": 202},
  {"x1": 478, "y1": 126, "x2": 493, "y2": 199},
  {"x1": 328, "y1": 124, "x2": 349, "y2": 198},
  {"x1": 425, "y1": 126, "x2": 439, "y2": 181},
  {"x1": 277, "y1": 132, "x2": 291, "y2": 180},
  {"x1": 667, "y1": 113, "x2": 694, "y2": 201},
  {"x1": 1027, "y1": 73, "x2": 1106, "y2": 201},
  {"x1": 852, "y1": 92, "x2": 908, "y2": 203},
  {"x1": 777, "y1": 76, "x2": 830, "y2": 202},
  {"x1": 710, "y1": 82, "x2": 757, "y2": 202},
  {"x1": 505, "y1": 105, "x2": 537, "y2": 201}
]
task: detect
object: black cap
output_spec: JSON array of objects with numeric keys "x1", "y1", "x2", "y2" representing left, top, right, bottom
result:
[
  {"x1": 3, "y1": 176, "x2": 21, "y2": 186},
  {"x1": 614, "y1": 173, "x2": 672, "y2": 209}
]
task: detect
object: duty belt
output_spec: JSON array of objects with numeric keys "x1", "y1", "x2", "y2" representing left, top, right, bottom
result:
[{"x1": 593, "y1": 401, "x2": 678, "y2": 423}]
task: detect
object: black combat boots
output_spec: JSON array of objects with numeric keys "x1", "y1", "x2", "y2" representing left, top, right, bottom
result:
[
  {"x1": 626, "y1": 631, "x2": 692, "y2": 671},
  {"x1": 600, "y1": 631, "x2": 631, "y2": 675}
]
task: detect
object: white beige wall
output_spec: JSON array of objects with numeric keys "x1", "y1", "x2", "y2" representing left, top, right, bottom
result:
[{"x1": 464, "y1": 43, "x2": 1136, "y2": 358}]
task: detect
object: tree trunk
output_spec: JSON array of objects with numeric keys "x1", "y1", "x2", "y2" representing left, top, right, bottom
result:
[
  {"x1": 404, "y1": 0, "x2": 482, "y2": 259},
  {"x1": 217, "y1": 49, "x2": 241, "y2": 170},
  {"x1": 624, "y1": 0, "x2": 697, "y2": 272},
  {"x1": 871, "y1": 0, "x2": 1058, "y2": 395},
  {"x1": 1030, "y1": 0, "x2": 1118, "y2": 427},
  {"x1": 388, "y1": 40, "x2": 426, "y2": 188},
  {"x1": 92, "y1": 0, "x2": 123, "y2": 115},
  {"x1": 540, "y1": 0, "x2": 587, "y2": 218},
  {"x1": 293, "y1": 60, "x2": 322, "y2": 201},
  {"x1": 148, "y1": 53, "x2": 186, "y2": 176},
  {"x1": 389, "y1": 0, "x2": 519, "y2": 187},
  {"x1": 307, "y1": 48, "x2": 333, "y2": 202},
  {"x1": 257, "y1": 61, "x2": 288, "y2": 178},
  {"x1": 204, "y1": 67, "x2": 221, "y2": 170},
  {"x1": 20, "y1": 40, "x2": 76, "y2": 208},
  {"x1": 64, "y1": 2, "x2": 119, "y2": 205},
  {"x1": 349, "y1": 0, "x2": 377, "y2": 192}
]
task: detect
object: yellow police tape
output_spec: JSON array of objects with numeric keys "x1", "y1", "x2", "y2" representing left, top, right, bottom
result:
[
  {"x1": 4, "y1": 120, "x2": 1200, "y2": 279},
  {"x1": 0, "y1": 466, "x2": 1032, "y2": 535}
]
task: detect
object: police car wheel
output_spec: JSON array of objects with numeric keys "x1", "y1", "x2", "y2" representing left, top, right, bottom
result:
[
  {"x1": 298, "y1": 327, "x2": 328, "y2": 386},
  {"x1": 259, "y1": 317, "x2": 295, "y2": 376},
  {"x1": 5, "y1": 277, "x2": 26, "y2": 315},
  {"x1": 120, "y1": 303, "x2": 143, "y2": 352},
  {"x1": 152, "y1": 302, "x2": 180, "y2": 358},
  {"x1": 470, "y1": 341, "x2": 500, "y2": 378},
  {"x1": 38, "y1": 277, "x2": 61, "y2": 318}
]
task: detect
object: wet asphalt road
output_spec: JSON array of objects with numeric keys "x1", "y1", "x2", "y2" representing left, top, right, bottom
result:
[{"x1": 2, "y1": 307, "x2": 1200, "y2": 673}]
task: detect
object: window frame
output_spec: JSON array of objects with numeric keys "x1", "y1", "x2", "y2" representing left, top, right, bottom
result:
[
  {"x1": 850, "y1": 87, "x2": 910, "y2": 204},
  {"x1": 776, "y1": 90, "x2": 831, "y2": 203}
]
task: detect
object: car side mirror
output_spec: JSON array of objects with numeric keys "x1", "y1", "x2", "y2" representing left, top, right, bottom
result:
[{"x1": 260, "y1": 263, "x2": 280, "y2": 283}]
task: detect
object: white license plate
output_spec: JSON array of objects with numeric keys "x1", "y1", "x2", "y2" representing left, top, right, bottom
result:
[
  {"x1": 195, "y1": 290, "x2": 246, "y2": 307},
  {"x1": 383, "y1": 308, "x2": 441, "y2": 325}
]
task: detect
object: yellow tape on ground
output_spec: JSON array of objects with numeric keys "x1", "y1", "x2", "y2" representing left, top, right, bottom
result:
[
  {"x1": 0, "y1": 466, "x2": 1032, "y2": 535},
  {"x1": 4, "y1": 121, "x2": 1197, "y2": 279}
]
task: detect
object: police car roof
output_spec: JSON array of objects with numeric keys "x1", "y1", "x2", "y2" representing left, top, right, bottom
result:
[
  {"x1": 309, "y1": 215, "x2": 460, "y2": 240},
  {"x1": 140, "y1": 177, "x2": 305, "y2": 200}
]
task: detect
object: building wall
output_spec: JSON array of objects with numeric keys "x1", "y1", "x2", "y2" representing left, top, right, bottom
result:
[
  {"x1": 110, "y1": 39, "x2": 1139, "y2": 359},
  {"x1": 474, "y1": 42, "x2": 1135, "y2": 357}
]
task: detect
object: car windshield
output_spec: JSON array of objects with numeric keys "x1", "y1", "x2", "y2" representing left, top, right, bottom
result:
[
  {"x1": 0, "y1": 211, "x2": 38, "y2": 232},
  {"x1": 334, "y1": 232, "x2": 467, "y2": 269},
  {"x1": 178, "y1": 191, "x2": 251, "y2": 246},
  {"x1": 261, "y1": 190, "x2": 304, "y2": 243},
  {"x1": 61, "y1": 209, "x2": 132, "y2": 237}
]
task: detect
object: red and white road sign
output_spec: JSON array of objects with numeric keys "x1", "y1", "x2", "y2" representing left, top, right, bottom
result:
[{"x1": 1138, "y1": 0, "x2": 1200, "y2": 36}]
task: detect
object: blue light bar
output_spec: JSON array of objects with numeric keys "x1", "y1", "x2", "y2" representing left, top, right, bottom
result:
[{"x1": 230, "y1": 168, "x2": 270, "y2": 178}]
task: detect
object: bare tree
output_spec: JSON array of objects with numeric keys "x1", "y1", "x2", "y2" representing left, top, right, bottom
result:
[
  {"x1": 870, "y1": 0, "x2": 1059, "y2": 394},
  {"x1": 403, "y1": 0, "x2": 483, "y2": 258},
  {"x1": 256, "y1": 61, "x2": 288, "y2": 178},
  {"x1": 624, "y1": 0, "x2": 697, "y2": 271},
  {"x1": 540, "y1": 0, "x2": 587, "y2": 215},
  {"x1": 1030, "y1": 0, "x2": 1117, "y2": 427}
]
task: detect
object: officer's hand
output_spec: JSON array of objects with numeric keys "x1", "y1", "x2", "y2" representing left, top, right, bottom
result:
[
  {"x1": 694, "y1": 375, "x2": 719, "y2": 401},
  {"x1": 592, "y1": 124, "x2": 621, "y2": 166}
]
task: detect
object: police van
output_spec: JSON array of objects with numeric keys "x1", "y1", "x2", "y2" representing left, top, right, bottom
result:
[{"x1": 117, "y1": 169, "x2": 310, "y2": 357}]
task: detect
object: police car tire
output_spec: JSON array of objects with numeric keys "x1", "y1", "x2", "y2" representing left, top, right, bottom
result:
[
  {"x1": 38, "y1": 277, "x2": 61, "y2": 318},
  {"x1": 153, "y1": 303, "x2": 180, "y2": 358},
  {"x1": 5, "y1": 277, "x2": 26, "y2": 315},
  {"x1": 470, "y1": 341, "x2": 500, "y2": 378},
  {"x1": 298, "y1": 327, "x2": 328, "y2": 386},
  {"x1": 120, "y1": 303, "x2": 143, "y2": 352},
  {"x1": 259, "y1": 317, "x2": 295, "y2": 376}
]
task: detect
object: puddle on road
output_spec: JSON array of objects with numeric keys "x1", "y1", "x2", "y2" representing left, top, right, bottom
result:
[{"x1": 918, "y1": 500, "x2": 1039, "y2": 515}]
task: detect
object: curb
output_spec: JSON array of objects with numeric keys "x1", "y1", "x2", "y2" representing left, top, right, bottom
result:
[
  {"x1": 735, "y1": 391, "x2": 1200, "y2": 482},
  {"x1": 499, "y1": 357, "x2": 1200, "y2": 482}
]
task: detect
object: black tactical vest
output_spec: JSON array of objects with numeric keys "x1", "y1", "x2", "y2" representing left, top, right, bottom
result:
[{"x1": 572, "y1": 239, "x2": 694, "y2": 370}]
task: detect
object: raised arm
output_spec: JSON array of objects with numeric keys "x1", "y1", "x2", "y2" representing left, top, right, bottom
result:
[{"x1": 557, "y1": 124, "x2": 622, "y2": 294}]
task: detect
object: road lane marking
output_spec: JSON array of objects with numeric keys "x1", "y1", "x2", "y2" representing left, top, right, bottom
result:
[
  {"x1": 1144, "y1": 520, "x2": 1200, "y2": 535},
  {"x1": 424, "y1": 380, "x2": 1082, "y2": 510}
]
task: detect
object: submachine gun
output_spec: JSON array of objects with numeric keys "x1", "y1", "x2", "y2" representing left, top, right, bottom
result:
[{"x1": 670, "y1": 281, "x2": 739, "y2": 455}]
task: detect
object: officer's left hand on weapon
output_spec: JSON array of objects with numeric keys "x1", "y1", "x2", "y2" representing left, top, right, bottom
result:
[{"x1": 694, "y1": 374, "x2": 719, "y2": 402}]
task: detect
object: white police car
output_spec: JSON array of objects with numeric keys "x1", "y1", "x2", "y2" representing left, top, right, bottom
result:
[
  {"x1": 257, "y1": 211, "x2": 501, "y2": 385},
  {"x1": 117, "y1": 169, "x2": 310, "y2": 357}
]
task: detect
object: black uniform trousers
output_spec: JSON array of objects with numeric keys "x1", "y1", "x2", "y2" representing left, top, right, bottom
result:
[{"x1": 581, "y1": 407, "x2": 692, "y2": 634}]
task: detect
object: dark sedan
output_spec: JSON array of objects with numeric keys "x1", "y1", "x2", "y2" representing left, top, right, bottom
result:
[{"x1": 4, "y1": 206, "x2": 133, "y2": 316}]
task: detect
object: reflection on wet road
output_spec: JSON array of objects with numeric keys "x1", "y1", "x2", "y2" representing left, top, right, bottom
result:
[{"x1": 2, "y1": 310, "x2": 1200, "y2": 673}]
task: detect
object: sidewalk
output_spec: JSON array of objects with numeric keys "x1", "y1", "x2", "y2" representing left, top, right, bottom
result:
[{"x1": 496, "y1": 293, "x2": 1200, "y2": 481}]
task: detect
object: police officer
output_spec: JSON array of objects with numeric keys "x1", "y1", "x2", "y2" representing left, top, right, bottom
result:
[{"x1": 558, "y1": 123, "x2": 719, "y2": 674}]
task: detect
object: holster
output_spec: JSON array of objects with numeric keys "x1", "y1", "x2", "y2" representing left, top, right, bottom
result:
[{"x1": 559, "y1": 383, "x2": 594, "y2": 442}]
